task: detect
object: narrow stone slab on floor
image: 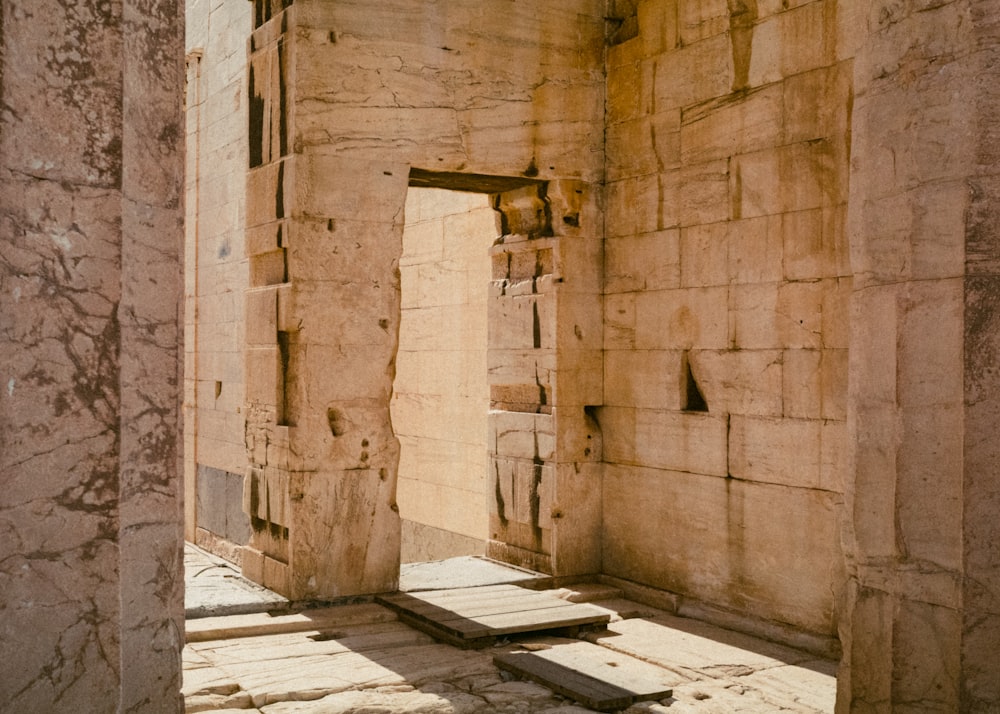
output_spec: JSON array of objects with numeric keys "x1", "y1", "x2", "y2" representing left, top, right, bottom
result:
[
  {"x1": 376, "y1": 584, "x2": 610, "y2": 648},
  {"x1": 186, "y1": 602, "x2": 396, "y2": 643},
  {"x1": 494, "y1": 639, "x2": 675, "y2": 712}
]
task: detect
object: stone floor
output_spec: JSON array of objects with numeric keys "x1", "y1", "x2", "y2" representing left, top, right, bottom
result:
[{"x1": 183, "y1": 545, "x2": 837, "y2": 713}]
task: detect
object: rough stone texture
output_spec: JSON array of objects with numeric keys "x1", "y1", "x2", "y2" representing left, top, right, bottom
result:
[
  {"x1": 179, "y1": 0, "x2": 1000, "y2": 710},
  {"x1": 0, "y1": 0, "x2": 185, "y2": 711},
  {"x1": 184, "y1": 0, "x2": 253, "y2": 554},
  {"x1": 182, "y1": 595, "x2": 836, "y2": 713},
  {"x1": 238, "y1": 0, "x2": 606, "y2": 599},
  {"x1": 840, "y1": 0, "x2": 1000, "y2": 710},
  {"x1": 601, "y1": 0, "x2": 850, "y2": 642}
]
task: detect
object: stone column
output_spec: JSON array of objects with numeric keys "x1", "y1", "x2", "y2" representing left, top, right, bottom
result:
[
  {"x1": 0, "y1": 1, "x2": 185, "y2": 712},
  {"x1": 842, "y1": 0, "x2": 1000, "y2": 709}
]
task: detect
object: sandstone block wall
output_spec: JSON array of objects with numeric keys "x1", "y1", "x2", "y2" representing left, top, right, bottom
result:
[
  {"x1": 237, "y1": 0, "x2": 605, "y2": 598},
  {"x1": 601, "y1": 0, "x2": 852, "y2": 641},
  {"x1": 393, "y1": 188, "x2": 495, "y2": 562},
  {"x1": 184, "y1": 0, "x2": 253, "y2": 558}
]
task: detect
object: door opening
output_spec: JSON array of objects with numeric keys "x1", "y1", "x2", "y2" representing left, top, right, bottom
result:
[{"x1": 392, "y1": 186, "x2": 499, "y2": 564}]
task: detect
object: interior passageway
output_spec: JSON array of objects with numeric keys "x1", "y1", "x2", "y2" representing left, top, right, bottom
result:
[{"x1": 392, "y1": 187, "x2": 498, "y2": 564}]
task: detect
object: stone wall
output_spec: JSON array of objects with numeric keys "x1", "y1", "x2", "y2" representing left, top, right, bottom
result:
[
  {"x1": 394, "y1": 188, "x2": 495, "y2": 563},
  {"x1": 0, "y1": 1, "x2": 185, "y2": 711},
  {"x1": 184, "y1": 0, "x2": 253, "y2": 557},
  {"x1": 841, "y1": 0, "x2": 1000, "y2": 708},
  {"x1": 600, "y1": 0, "x2": 851, "y2": 643},
  {"x1": 240, "y1": 0, "x2": 606, "y2": 599}
]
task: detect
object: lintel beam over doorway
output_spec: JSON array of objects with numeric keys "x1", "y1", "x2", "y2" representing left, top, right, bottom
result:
[{"x1": 408, "y1": 168, "x2": 544, "y2": 194}]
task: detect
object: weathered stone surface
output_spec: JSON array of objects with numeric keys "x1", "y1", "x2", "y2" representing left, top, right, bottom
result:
[{"x1": 1, "y1": 0, "x2": 185, "y2": 711}]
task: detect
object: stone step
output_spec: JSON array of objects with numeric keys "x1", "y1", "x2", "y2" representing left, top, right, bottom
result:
[{"x1": 186, "y1": 602, "x2": 396, "y2": 643}]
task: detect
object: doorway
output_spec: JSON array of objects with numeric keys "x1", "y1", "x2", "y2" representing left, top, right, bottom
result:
[{"x1": 392, "y1": 186, "x2": 499, "y2": 563}]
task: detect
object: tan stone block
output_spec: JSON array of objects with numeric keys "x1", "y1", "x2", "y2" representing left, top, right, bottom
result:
[
  {"x1": 245, "y1": 346, "x2": 282, "y2": 407},
  {"x1": 552, "y1": 404, "x2": 603, "y2": 464},
  {"x1": 263, "y1": 556, "x2": 290, "y2": 596},
  {"x1": 783, "y1": 62, "x2": 852, "y2": 145},
  {"x1": 632, "y1": 408, "x2": 730, "y2": 476},
  {"x1": 607, "y1": 57, "x2": 654, "y2": 125},
  {"x1": 897, "y1": 404, "x2": 964, "y2": 570},
  {"x1": 852, "y1": 403, "x2": 900, "y2": 559},
  {"x1": 398, "y1": 477, "x2": 486, "y2": 541},
  {"x1": 245, "y1": 288, "x2": 277, "y2": 346},
  {"x1": 851, "y1": 182, "x2": 967, "y2": 285},
  {"x1": 605, "y1": 349, "x2": 684, "y2": 410},
  {"x1": 732, "y1": 479, "x2": 841, "y2": 633},
  {"x1": 606, "y1": 230, "x2": 680, "y2": 294},
  {"x1": 607, "y1": 117, "x2": 660, "y2": 181},
  {"x1": 654, "y1": 33, "x2": 733, "y2": 111},
  {"x1": 897, "y1": 278, "x2": 963, "y2": 408},
  {"x1": 748, "y1": 2, "x2": 834, "y2": 87},
  {"x1": 553, "y1": 235, "x2": 603, "y2": 296},
  {"x1": 487, "y1": 293, "x2": 555, "y2": 350},
  {"x1": 604, "y1": 293, "x2": 637, "y2": 349},
  {"x1": 249, "y1": 249, "x2": 287, "y2": 287},
  {"x1": 820, "y1": 419, "x2": 846, "y2": 493},
  {"x1": 782, "y1": 349, "x2": 822, "y2": 419},
  {"x1": 732, "y1": 141, "x2": 844, "y2": 220},
  {"x1": 489, "y1": 411, "x2": 555, "y2": 461},
  {"x1": 849, "y1": 284, "x2": 897, "y2": 406},
  {"x1": 821, "y1": 348, "x2": 848, "y2": 420},
  {"x1": 636, "y1": 287, "x2": 729, "y2": 350},
  {"x1": 678, "y1": 0, "x2": 729, "y2": 45},
  {"x1": 602, "y1": 465, "x2": 733, "y2": 605},
  {"x1": 729, "y1": 283, "x2": 777, "y2": 349},
  {"x1": 680, "y1": 84, "x2": 783, "y2": 165},
  {"x1": 638, "y1": 0, "x2": 679, "y2": 56},
  {"x1": 890, "y1": 599, "x2": 962, "y2": 709},
  {"x1": 693, "y1": 349, "x2": 783, "y2": 417},
  {"x1": 729, "y1": 415, "x2": 822, "y2": 488},
  {"x1": 241, "y1": 546, "x2": 265, "y2": 584},
  {"x1": 555, "y1": 293, "x2": 603, "y2": 351},
  {"x1": 677, "y1": 159, "x2": 731, "y2": 227},
  {"x1": 399, "y1": 217, "x2": 444, "y2": 268},
  {"x1": 728, "y1": 215, "x2": 782, "y2": 285},
  {"x1": 782, "y1": 205, "x2": 849, "y2": 281},
  {"x1": 246, "y1": 161, "x2": 285, "y2": 228},
  {"x1": 730, "y1": 281, "x2": 823, "y2": 350},
  {"x1": 552, "y1": 350, "x2": 603, "y2": 408},
  {"x1": 295, "y1": 155, "x2": 410, "y2": 220},
  {"x1": 550, "y1": 461, "x2": 603, "y2": 574},
  {"x1": 606, "y1": 174, "x2": 663, "y2": 238},
  {"x1": 680, "y1": 222, "x2": 728, "y2": 288}
]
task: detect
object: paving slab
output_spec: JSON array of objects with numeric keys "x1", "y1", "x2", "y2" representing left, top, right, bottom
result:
[
  {"x1": 585, "y1": 612, "x2": 816, "y2": 680},
  {"x1": 495, "y1": 638, "x2": 677, "y2": 711},
  {"x1": 399, "y1": 555, "x2": 546, "y2": 591},
  {"x1": 185, "y1": 544, "x2": 288, "y2": 619},
  {"x1": 186, "y1": 602, "x2": 395, "y2": 643}
]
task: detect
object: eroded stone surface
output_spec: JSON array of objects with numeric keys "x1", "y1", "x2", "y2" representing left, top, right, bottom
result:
[{"x1": 1, "y1": 0, "x2": 184, "y2": 712}]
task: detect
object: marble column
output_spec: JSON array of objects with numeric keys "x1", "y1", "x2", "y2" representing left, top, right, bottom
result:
[{"x1": 0, "y1": 1, "x2": 185, "y2": 712}]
